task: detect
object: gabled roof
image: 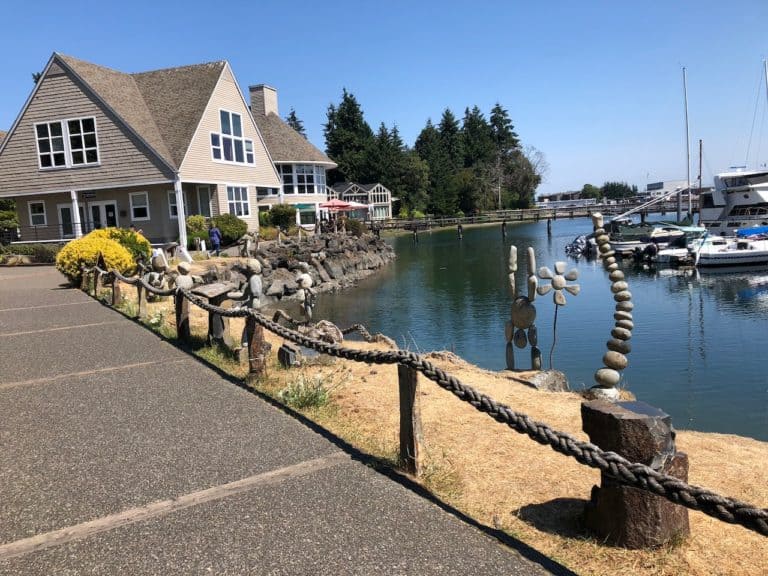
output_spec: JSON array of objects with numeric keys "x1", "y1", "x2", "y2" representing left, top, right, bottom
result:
[
  {"x1": 52, "y1": 54, "x2": 227, "y2": 169},
  {"x1": 330, "y1": 182, "x2": 360, "y2": 194},
  {"x1": 253, "y1": 112, "x2": 335, "y2": 166}
]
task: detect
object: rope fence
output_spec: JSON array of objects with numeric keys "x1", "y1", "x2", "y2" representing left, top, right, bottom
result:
[{"x1": 83, "y1": 264, "x2": 768, "y2": 537}]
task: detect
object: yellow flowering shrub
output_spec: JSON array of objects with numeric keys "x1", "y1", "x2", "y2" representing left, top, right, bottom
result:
[
  {"x1": 55, "y1": 230, "x2": 137, "y2": 284},
  {"x1": 88, "y1": 227, "x2": 152, "y2": 261}
]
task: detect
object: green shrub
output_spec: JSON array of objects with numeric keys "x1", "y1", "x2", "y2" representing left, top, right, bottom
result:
[
  {"x1": 101, "y1": 228, "x2": 151, "y2": 262},
  {"x1": 0, "y1": 243, "x2": 62, "y2": 262},
  {"x1": 259, "y1": 226, "x2": 278, "y2": 241},
  {"x1": 186, "y1": 215, "x2": 210, "y2": 249},
  {"x1": 56, "y1": 231, "x2": 136, "y2": 284},
  {"x1": 212, "y1": 213, "x2": 247, "y2": 245},
  {"x1": 412, "y1": 210, "x2": 426, "y2": 219},
  {"x1": 345, "y1": 218, "x2": 367, "y2": 237},
  {"x1": 258, "y1": 210, "x2": 272, "y2": 228},
  {"x1": 279, "y1": 373, "x2": 331, "y2": 409},
  {"x1": 398, "y1": 206, "x2": 409, "y2": 219},
  {"x1": 269, "y1": 204, "x2": 296, "y2": 230}
]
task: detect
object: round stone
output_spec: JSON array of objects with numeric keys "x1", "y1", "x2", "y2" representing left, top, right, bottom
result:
[
  {"x1": 552, "y1": 275, "x2": 566, "y2": 290},
  {"x1": 598, "y1": 243, "x2": 612, "y2": 254},
  {"x1": 611, "y1": 326, "x2": 632, "y2": 341},
  {"x1": 607, "y1": 338, "x2": 632, "y2": 354},
  {"x1": 297, "y1": 273, "x2": 313, "y2": 289},
  {"x1": 177, "y1": 261, "x2": 191, "y2": 274},
  {"x1": 611, "y1": 281, "x2": 629, "y2": 293},
  {"x1": 589, "y1": 385, "x2": 621, "y2": 401},
  {"x1": 247, "y1": 259, "x2": 262, "y2": 274},
  {"x1": 615, "y1": 319, "x2": 634, "y2": 330},
  {"x1": 615, "y1": 301, "x2": 634, "y2": 312},
  {"x1": 601, "y1": 250, "x2": 617, "y2": 259},
  {"x1": 603, "y1": 351, "x2": 629, "y2": 370},
  {"x1": 528, "y1": 325, "x2": 538, "y2": 346},
  {"x1": 514, "y1": 328, "x2": 528, "y2": 348},
  {"x1": 606, "y1": 263, "x2": 620, "y2": 272},
  {"x1": 593, "y1": 228, "x2": 606, "y2": 236},
  {"x1": 596, "y1": 234, "x2": 610, "y2": 245},
  {"x1": 609, "y1": 270, "x2": 625, "y2": 282},
  {"x1": 613, "y1": 311, "x2": 633, "y2": 322},
  {"x1": 511, "y1": 297, "x2": 536, "y2": 328},
  {"x1": 613, "y1": 290, "x2": 632, "y2": 302},
  {"x1": 602, "y1": 256, "x2": 617, "y2": 266},
  {"x1": 594, "y1": 368, "x2": 621, "y2": 388}
]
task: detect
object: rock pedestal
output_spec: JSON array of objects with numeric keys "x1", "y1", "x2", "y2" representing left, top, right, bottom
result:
[{"x1": 581, "y1": 400, "x2": 690, "y2": 548}]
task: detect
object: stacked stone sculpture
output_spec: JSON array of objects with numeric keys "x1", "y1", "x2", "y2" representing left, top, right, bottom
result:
[
  {"x1": 295, "y1": 271, "x2": 315, "y2": 320},
  {"x1": 505, "y1": 246, "x2": 542, "y2": 370},
  {"x1": 591, "y1": 213, "x2": 633, "y2": 399}
]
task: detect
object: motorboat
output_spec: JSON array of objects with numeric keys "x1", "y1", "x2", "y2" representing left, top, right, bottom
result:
[
  {"x1": 695, "y1": 234, "x2": 768, "y2": 267},
  {"x1": 654, "y1": 226, "x2": 708, "y2": 266},
  {"x1": 698, "y1": 168, "x2": 768, "y2": 236}
]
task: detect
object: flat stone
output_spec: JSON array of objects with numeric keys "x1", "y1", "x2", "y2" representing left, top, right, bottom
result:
[
  {"x1": 611, "y1": 327, "x2": 632, "y2": 341},
  {"x1": 613, "y1": 290, "x2": 632, "y2": 302},
  {"x1": 611, "y1": 281, "x2": 629, "y2": 293},
  {"x1": 602, "y1": 256, "x2": 617, "y2": 266},
  {"x1": 587, "y1": 385, "x2": 621, "y2": 401},
  {"x1": 603, "y1": 351, "x2": 628, "y2": 370},
  {"x1": 594, "y1": 368, "x2": 621, "y2": 387},
  {"x1": 596, "y1": 234, "x2": 611, "y2": 244},
  {"x1": 607, "y1": 338, "x2": 632, "y2": 354},
  {"x1": 616, "y1": 301, "x2": 634, "y2": 312},
  {"x1": 613, "y1": 311, "x2": 633, "y2": 322},
  {"x1": 598, "y1": 243, "x2": 612, "y2": 254},
  {"x1": 525, "y1": 369, "x2": 569, "y2": 392},
  {"x1": 609, "y1": 270, "x2": 625, "y2": 282},
  {"x1": 615, "y1": 319, "x2": 634, "y2": 330},
  {"x1": 511, "y1": 297, "x2": 536, "y2": 328},
  {"x1": 606, "y1": 263, "x2": 620, "y2": 272},
  {"x1": 513, "y1": 328, "x2": 528, "y2": 348}
]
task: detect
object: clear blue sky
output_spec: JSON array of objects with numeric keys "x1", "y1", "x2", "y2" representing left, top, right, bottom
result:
[{"x1": 2, "y1": 1, "x2": 767, "y2": 196}]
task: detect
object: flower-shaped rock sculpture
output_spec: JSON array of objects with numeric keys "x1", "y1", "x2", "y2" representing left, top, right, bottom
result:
[{"x1": 536, "y1": 261, "x2": 580, "y2": 305}]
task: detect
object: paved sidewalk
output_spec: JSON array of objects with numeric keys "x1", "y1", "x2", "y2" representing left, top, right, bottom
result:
[{"x1": 0, "y1": 267, "x2": 572, "y2": 575}]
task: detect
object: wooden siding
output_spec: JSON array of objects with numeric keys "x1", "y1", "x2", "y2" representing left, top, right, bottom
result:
[
  {"x1": 179, "y1": 66, "x2": 280, "y2": 189},
  {"x1": 0, "y1": 69, "x2": 175, "y2": 197}
]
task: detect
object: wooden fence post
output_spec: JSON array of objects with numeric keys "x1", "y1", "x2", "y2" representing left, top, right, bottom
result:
[
  {"x1": 111, "y1": 277, "x2": 121, "y2": 307},
  {"x1": 175, "y1": 291, "x2": 190, "y2": 342},
  {"x1": 398, "y1": 364, "x2": 423, "y2": 476},
  {"x1": 245, "y1": 316, "x2": 268, "y2": 384},
  {"x1": 137, "y1": 284, "x2": 147, "y2": 319}
]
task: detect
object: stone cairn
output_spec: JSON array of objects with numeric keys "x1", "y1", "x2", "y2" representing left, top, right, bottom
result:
[
  {"x1": 505, "y1": 246, "x2": 541, "y2": 370},
  {"x1": 591, "y1": 212, "x2": 633, "y2": 400}
]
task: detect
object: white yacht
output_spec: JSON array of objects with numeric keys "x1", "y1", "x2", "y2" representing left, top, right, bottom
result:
[{"x1": 698, "y1": 168, "x2": 768, "y2": 236}]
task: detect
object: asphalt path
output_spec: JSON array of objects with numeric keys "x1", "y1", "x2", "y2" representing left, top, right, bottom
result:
[{"x1": 0, "y1": 266, "x2": 572, "y2": 575}]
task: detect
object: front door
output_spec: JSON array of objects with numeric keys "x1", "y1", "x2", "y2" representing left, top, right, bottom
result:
[
  {"x1": 197, "y1": 185, "x2": 212, "y2": 218},
  {"x1": 57, "y1": 204, "x2": 86, "y2": 238},
  {"x1": 88, "y1": 201, "x2": 118, "y2": 230}
]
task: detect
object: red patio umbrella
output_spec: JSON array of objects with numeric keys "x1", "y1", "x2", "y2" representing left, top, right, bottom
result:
[{"x1": 319, "y1": 198, "x2": 352, "y2": 211}]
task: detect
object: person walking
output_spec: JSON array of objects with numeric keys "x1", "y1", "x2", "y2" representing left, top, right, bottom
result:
[{"x1": 208, "y1": 222, "x2": 222, "y2": 257}]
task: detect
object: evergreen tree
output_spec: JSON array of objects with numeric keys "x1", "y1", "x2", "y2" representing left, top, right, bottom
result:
[
  {"x1": 438, "y1": 108, "x2": 464, "y2": 174},
  {"x1": 285, "y1": 107, "x2": 306, "y2": 138},
  {"x1": 489, "y1": 103, "x2": 520, "y2": 156},
  {"x1": 416, "y1": 119, "x2": 457, "y2": 215},
  {"x1": 461, "y1": 106, "x2": 494, "y2": 168},
  {"x1": 323, "y1": 89, "x2": 375, "y2": 183}
]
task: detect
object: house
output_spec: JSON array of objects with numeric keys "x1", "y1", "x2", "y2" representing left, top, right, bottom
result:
[
  {"x1": 0, "y1": 53, "x2": 281, "y2": 245},
  {"x1": 249, "y1": 85, "x2": 336, "y2": 227},
  {"x1": 330, "y1": 182, "x2": 393, "y2": 220}
]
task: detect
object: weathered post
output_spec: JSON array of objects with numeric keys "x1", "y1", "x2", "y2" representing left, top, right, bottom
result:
[
  {"x1": 111, "y1": 277, "x2": 122, "y2": 307},
  {"x1": 398, "y1": 363, "x2": 423, "y2": 476},
  {"x1": 581, "y1": 400, "x2": 690, "y2": 548},
  {"x1": 136, "y1": 284, "x2": 147, "y2": 319},
  {"x1": 245, "y1": 316, "x2": 268, "y2": 383},
  {"x1": 174, "y1": 291, "x2": 190, "y2": 342}
]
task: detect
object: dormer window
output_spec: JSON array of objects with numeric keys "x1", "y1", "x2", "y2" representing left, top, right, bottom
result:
[
  {"x1": 35, "y1": 117, "x2": 99, "y2": 169},
  {"x1": 211, "y1": 110, "x2": 254, "y2": 165}
]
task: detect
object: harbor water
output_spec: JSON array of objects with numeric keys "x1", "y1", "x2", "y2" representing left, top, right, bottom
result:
[{"x1": 311, "y1": 219, "x2": 768, "y2": 441}]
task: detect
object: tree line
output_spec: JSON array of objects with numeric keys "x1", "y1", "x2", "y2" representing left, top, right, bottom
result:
[
  {"x1": 580, "y1": 181, "x2": 638, "y2": 200},
  {"x1": 320, "y1": 90, "x2": 546, "y2": 217}
]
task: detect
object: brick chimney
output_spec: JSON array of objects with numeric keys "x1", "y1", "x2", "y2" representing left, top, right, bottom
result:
[{"x1": 249, "y1": 84, "x2": 278, "y2": 116}]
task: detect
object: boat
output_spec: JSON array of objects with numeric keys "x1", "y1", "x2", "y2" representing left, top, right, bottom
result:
[
  {"x1": 654, "y1": 226, "x2": 708, "y2": 266},
  {"x1": 695, "y1": 234, "x2": 768, "y2": 267},
  {"x1": 698, "y1": 168, "x2": 768, "y2": 235}
]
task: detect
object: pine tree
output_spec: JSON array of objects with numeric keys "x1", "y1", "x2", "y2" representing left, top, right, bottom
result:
[
  {"x1": 461, "y1": 106, "x2": 494, "y2": 168},
  {"x1": 285, "y1": 108, "x2": 306, "y2": 138},
  {"x1": 489, "y1": 103, "x2": 520, "y2": 156},
  {"x1": 416, "y1": 119, "x2": 457, "y2": 215},
  {"x1": 438, "y1": 108, "x2": 464, "y2": 174},
  {"x1": 323, "y1": 89, "x2": 375, "y2": 183}
]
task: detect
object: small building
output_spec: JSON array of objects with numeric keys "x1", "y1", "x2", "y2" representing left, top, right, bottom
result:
[
  {"x1": 330, "y1": 182, "x2": 393, "y2": 220},
  {"x1": 249, "y1": 85, "x2": 336, "y2": 228},
  {"x1": 0, "y1": 53, "x2": 281, "y2": 245}
]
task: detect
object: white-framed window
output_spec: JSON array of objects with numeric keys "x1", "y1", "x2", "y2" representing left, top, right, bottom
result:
[
  {"x1": 28, "y1": 201, "x2": 47, "y2": 226},
  {"x1": 279, "y1": 164, "x2": 326, "y2": 195},
  {"x1": 227, "y1": 185, "x2": 250, "y2": 216},
  {"x1": 35, "y1": 117, "x2": 99, "y2": 169},
  {"x1": 168, "y1": 190, "x2": 189, "y2": 219},
  {"x1": 129, "y1": 192, "x2": 150, "y2": 221},
  {"x1": 257, "y1": 187, "x2": 279, "y2": 197},
  {"x1": 211, "y1": 110, "x2": 254, "y2": 166}
]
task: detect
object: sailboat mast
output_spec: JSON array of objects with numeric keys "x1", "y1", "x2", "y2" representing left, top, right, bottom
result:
[
  {"x1": 683, "y1": 66, "x2": 691, "y2": 220},
  {"x1": 698, "y1": 139, "x2": 702, "y2": 220}
]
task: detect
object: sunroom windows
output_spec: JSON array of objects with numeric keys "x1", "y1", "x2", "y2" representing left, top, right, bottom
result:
[
  {"x1": 35, "y1": 117, "x2": 99, "y2": 169},
  {"x1": 278, "y1": 164, "x2": 327, "y2": 195},
  {"x1": 211, "y1": 110, "x2": 255, "y2": 166}
]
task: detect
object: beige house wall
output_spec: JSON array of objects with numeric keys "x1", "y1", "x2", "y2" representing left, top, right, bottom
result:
[{"x1": 0, "y1": 64, "x2": 175, "y2": 198}]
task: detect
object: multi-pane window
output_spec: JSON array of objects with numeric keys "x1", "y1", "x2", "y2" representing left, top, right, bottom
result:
[
  {"x1": 35, "y1": 117, "x2": 99, "y2": 169},
  {"x1": 212, "y1": 110, "x2": 254, "y2": 165},
  {"x1": 279, "y1": 164, "x2": 327, "y2": 195},
  {"x1": 296, "y1": 165, "x2": 314, "y2": 194},
  {"x1": 227, "y1": 186, "x2": 250, "y2": 216},
  {"x1": 129, "y1": 192, "x2": 150, "y2": 221},
  {"x1": 280, "y1": 164, "x2": 294, "y2": 194},
  {"x1": 28, "y1": 201, "x2": 47, "y2": 226},
  {"x1": 168, "y1": 190, "x2": 189, "y2": 219}
]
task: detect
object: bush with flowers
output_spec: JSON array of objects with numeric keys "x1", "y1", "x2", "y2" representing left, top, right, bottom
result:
[{"x1": 55, "y1": 229, "x2": 139, "y2": 285}]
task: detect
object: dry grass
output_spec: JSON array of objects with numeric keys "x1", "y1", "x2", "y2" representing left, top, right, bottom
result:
[{"x1": 110, "y1": 264, "x2": 768, "y2": 576}]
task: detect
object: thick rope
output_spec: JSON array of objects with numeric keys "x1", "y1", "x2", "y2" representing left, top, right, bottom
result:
[{"x1": 77, "y1": 271, "x2": 768, "y2": 537}]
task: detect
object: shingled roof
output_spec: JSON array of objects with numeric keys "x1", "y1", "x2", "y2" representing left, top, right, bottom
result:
[
  {"x1": 253, "y1": 112, "x2": 335, "y2": 166},
  {"x1": 55, "y1": 54, "x2": 227, "y2": 169}
]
